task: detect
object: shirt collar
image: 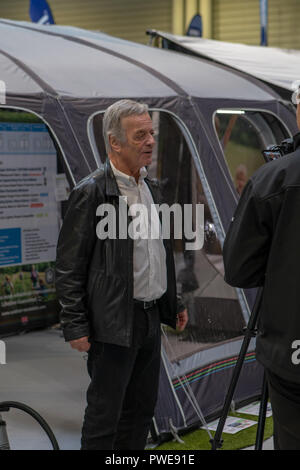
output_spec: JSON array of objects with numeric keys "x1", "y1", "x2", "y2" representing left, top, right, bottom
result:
[{"x1": 110, "y1": 160, "x2": 148, "y2": 186}]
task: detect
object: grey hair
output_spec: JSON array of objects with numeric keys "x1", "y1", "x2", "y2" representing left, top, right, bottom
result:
[{"x1": 103, "y1": 99, "x2": 149, "y2": 154}]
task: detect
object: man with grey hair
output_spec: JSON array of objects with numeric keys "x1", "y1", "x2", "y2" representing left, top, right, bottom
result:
[{"x1": 55, "y1": 99, "x2": 188, "y2": 450}]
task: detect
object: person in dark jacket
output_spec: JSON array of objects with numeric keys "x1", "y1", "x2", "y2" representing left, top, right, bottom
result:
[
  {"x1": 55, "y1": 99, "x2": 188, "y2": 450},
  {"x1": 223, "y1": 97, "x2": 300, "y2": 450}
]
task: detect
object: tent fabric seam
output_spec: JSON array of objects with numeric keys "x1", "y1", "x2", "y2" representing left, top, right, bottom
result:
[
  {"x1": 0, "y1": 19, "x2": 187, "y2": 98},
  {"x1": 0, "y1": 47, "x2": 57, "y2": 97}
]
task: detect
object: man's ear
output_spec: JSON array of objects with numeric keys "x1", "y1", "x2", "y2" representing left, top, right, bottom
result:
[{"x1": 109, "y1": 134, "x2": 121, "y2": 153}]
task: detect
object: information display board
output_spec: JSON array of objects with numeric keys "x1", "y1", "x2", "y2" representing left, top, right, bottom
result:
[{"x1": 0, "y1": 122, "x2": 62, "y2": 334}]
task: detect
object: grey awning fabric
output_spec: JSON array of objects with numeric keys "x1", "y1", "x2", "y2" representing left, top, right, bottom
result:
[
  {"x1": 0, "y1": 18, "x2": 295, "y2": 214},
  {"x1": 151, "y1": 30, "x2": 300, "y2": 95},
  {"x1": 0, "y1": 19, "x2": 279, "y2": 102},
  {"x1": 0, "y1": 52, "x2": 43, "y2": 95}
]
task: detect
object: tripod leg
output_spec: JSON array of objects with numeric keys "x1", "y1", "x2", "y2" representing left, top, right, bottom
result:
[
  {"x1": 210, "y1": 333, "x2": 253, "y2": 449},
  {"x1": 0, "y1": 414, "x2": 10, "y2": 450},
  {"x1": 255, "y1": 371, "x2": 268, "y2": 450},
  {"x1": 210, "y1": 287, "x2": 264, "y2": 450}
]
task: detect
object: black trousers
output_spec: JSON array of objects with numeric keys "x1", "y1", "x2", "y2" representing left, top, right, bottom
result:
[
  {"x1": 81, "y1": 304, "x2": 161, "y2": 450},
  {"x1": 266, "y1": 369, "x2": 300, "y2": 450}
]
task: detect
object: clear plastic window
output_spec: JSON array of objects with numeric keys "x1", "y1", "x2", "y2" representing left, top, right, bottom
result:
[{"x1": 214, "y1": 109, "x2": 290, "y2": 195}]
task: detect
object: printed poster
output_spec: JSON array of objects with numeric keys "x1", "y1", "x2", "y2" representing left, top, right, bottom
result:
[
  {"x1": 0, "y1": 122, "x2": 59, "y2": 267},
  {"x1": 238, "y1": 401, "x2": 272, "y2": 417},
  {"x1": 0, "y1": 122, "x2": 60, "y2": 329},
  {"x1": 202, "y1": 416, "x2": 257, "y2": 434}
]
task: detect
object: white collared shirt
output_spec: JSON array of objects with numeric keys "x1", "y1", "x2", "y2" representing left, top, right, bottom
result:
[{"x1": 110, "y1": 160, "x2": 167, "y2": 301}]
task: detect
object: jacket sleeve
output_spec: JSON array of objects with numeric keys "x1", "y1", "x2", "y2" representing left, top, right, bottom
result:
[
  {"x1": 223, "y1": 179, "x2": 272, "y2": 288},
  {"x1": 55, "y1": 185, "x2": 97, "y2": 342}
]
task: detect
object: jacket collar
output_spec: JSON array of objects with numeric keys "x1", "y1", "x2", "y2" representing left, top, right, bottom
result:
[
  {"x1": 104, "y1": 158, "x2": 121, "y2": 197},
  {"x1": 144, "y1": 176, "x2": 162, "y2": 205},
  {"x1": 294, "y1": 132, "x2": 300, "y2": 151}
]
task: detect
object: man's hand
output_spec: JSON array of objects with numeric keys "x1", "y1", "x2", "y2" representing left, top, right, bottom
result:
[
  {"x1": 70, "y1": 336, "x2": 91, "y2": 352},
  {"x1": 176, "y1": 309, "x2": 188, "y2": 332}
]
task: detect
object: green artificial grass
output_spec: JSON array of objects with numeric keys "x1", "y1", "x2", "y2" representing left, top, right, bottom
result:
[{"x1": 154, "y1": 412, "x2": 273, "y2": 451}]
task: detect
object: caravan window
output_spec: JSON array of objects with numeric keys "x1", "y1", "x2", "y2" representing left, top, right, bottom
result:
[
  {"x1": 90, "y1": 109, "x2": 246, "y2": 361},
  {"x1": 0, "y1": 108, "x2": 70, "y2": 336},
  {"x1": 214, "y1": 109, "x2": 290, "y2": 195}
]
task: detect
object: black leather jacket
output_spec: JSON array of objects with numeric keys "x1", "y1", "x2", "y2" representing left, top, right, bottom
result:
[
  {"x1": 223, "y1": 133, "x2": 300, "y2": 383},
  {"x1": 55, "y1": 159, "x2": 182, "y2": 347}
]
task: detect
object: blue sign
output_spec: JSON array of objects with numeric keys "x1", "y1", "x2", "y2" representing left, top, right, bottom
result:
[
  {"x1": 186, "y1": 14, "x2": 202, "y2": 37},
  {"x1": 0, "y1": 228, "x2": 22, "y2": 266},
  {"x1": 29, "y1": 0, "x2": 55, "y2": 24},
  {"x1": 260, "y1": 0, "x2": 268, "y2": 46}
]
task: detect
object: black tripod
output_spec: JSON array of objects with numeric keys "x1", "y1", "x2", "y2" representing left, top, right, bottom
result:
[{"x1": 210, "y1": 287, "x2": 269, "y2": 450}]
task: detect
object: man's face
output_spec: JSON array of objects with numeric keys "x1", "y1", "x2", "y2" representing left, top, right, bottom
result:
[{"x1": 111, "y1": 113, "x2": 155, "y2": 170}]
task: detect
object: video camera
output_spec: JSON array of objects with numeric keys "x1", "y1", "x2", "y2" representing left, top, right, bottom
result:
[{"x1": 262, "y1": 137, "x2": 294, "y2": 162}]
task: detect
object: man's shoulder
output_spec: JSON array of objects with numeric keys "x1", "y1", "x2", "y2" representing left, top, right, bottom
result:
[
  {"x1": 73, "y1": 166, "x2": 106, "y2": 194},
  {"x1": 145, "y1": 175, "x2": 165, "y2": 203},
  {"x1": 250, "y1": 148, "x2": 300, "y2": 199}
]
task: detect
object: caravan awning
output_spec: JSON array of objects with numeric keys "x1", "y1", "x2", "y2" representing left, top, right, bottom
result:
[
  {"x1": 0, "y1": 19, "x2": 279, "y2": 102},
  {"x1": 149, "y1": 30, "x2": 300, "y2": 99}
]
